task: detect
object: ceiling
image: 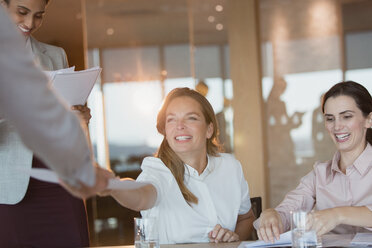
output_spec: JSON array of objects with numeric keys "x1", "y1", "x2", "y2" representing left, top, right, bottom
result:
[
  {"x1": 35, "y1": 0, "x2": 229, "y2": 49},
  {"x1": 33, "y1": 0, "x2": 372, "y2": 60}
]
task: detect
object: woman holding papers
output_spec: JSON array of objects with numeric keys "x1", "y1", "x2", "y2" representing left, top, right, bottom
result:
[
  {"x1": 255, "y1": 81, "x2": 372, "y2": 243},
  {"x1": 102, "y1": 88, "x2": 255, "y2": 244},
  {"x1": 0, "y1": 0, "x2": 91, "y2": 246}
]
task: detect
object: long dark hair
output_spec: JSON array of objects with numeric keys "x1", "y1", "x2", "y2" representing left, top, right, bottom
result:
[
  {"x1": 322, "y1": 81, "x2": 372, "y2": 145},
  {"x1": 156, "y1": 87, "x2": 221, "y2": 204}
]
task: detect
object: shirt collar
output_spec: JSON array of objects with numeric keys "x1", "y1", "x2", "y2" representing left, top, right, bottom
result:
[
  {"x1": 353, "y1": 143, "x2": 372, "y2": 176},
  {"x1": 330, "y1": 151, "x2": 341, "y2": 174},
  {"x1": 329, "y1": 143, "x2": 372, "y2": 177},
  {"x1": 184, "y1": 155, "x2": 214, "y2": 180},
  {"x1": 25, "y1": 36, "x2": 32, "y2": 53},
  {"x1": 326, "y1": 151, "x2": 341, "y2": 183}
]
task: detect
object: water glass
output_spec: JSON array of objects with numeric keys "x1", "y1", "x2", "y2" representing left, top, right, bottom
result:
[
  {"x1": 134, "y1": 217, "x2": 159, "y2": 248},
  {"x1": 290, "y1": 211, "x2": 319, "y2": 248}
]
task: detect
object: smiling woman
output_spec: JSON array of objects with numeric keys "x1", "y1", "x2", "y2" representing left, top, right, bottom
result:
[
  {"x1": 2, "y1": 0, "x2": 49, "y2": 37},
  {"x1": 323, "y1": 95, "x2": 371, "y2": 168},
  {"x1": 254, "y1": 81, "x2": 372, "y2": 243},
  {"x1": 101, "y1": 87, "x2": 256, "y2": 244}
]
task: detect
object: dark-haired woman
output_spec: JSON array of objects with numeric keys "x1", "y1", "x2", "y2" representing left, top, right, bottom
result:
[
  {"x1": 255, "y1": 81, "x2": 372, "y2": 243},
  {"x1": 104, "y1": 88, "x2": 255, "y2": 244},
  {"x1": 0, "y1": 0, "x2": 90, "y2": 246}
]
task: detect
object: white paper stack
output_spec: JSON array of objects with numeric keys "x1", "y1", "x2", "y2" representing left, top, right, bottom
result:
[
  {"x1": 238, "y1": 231, "x2": 292, "y2": 247},
  {"x1": 350, "y1": 233, "x2": 372, "y2": 247},
  {"x1": 44, "y1": 66, "x2": 101, "y2": 106}
]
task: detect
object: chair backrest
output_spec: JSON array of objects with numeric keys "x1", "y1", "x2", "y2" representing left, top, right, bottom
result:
[
  {"x1": 250, "y1": 197, "x2": 262, "y2": 240},
  {"x1": 250, "y1": 196, "x2": 262, "y2": 218}
]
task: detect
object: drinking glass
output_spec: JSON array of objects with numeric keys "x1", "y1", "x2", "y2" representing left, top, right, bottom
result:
[
  {"x1": 291, "y1": 211, "x2": 319, "y2": 248},
  {"x1": 134, "y1": 217, "x2": 159, "y2": 248}
]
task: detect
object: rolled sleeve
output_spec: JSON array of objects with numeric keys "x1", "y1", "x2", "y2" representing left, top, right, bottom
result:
[{"x1": 137, "y1": 171, "x2": 162, "y2": 207}]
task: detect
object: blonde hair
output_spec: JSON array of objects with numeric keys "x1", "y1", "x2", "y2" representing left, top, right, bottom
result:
[{"x1": 156, "y1": 88, "x2": 221, "y2": 204}]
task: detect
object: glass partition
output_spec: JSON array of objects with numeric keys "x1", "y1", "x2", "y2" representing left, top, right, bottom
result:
[{"x1": 259, "y1": 0, "x2": 372, "y2": 207}]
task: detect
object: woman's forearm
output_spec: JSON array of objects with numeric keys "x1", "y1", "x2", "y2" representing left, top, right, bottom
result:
[
  {"x1": 235, "y1": 209, "x2": 255, "y2": 241},
  {"x1": 110, "y1": 182, "x2": 157, "y2": 211},
  {"x1": 312, "y1": 206, "x2": 372, "y2": 236},
  {"x1": 335, "y1": 206, "x2": 372, "y2": 228}
]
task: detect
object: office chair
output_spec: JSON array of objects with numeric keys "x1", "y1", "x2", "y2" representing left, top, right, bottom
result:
[{"x1": 250, "y1": 197, "x2": 262, "y2": 240}]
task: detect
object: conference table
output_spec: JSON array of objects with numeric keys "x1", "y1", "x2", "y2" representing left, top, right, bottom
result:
[{"x1": 95, "y1": 233, "x2": 360, "y2": 248}]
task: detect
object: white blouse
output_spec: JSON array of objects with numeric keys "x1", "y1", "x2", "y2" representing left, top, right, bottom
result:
[{"x1": 137, "y1": 153, "x2": 251, "y2": 244}]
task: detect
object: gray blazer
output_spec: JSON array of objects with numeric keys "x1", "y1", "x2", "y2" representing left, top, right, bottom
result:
[
  {"x1": 0, "y1": 8, "x2": 95, "y2": 204},
  {"x1": 0, "y1": 37, "x2": 68, "y2": 204}
]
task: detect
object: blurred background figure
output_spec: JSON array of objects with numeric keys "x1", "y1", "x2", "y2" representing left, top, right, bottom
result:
[
  {"x1": 196, "y1": 80, "x2": 232, "y2": 153},
  {"x1": 311, "y1": 94, "x2": 335, "y2": 162},
  {"x1": 266, "y1": 77, "x2": 304, "y2": 167},
  {"x1": 265, "y1": 77, "x2": 305, "y2": 206}
]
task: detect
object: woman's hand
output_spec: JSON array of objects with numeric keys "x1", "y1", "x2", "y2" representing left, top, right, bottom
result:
[
  {"x1": 208, "y1": 224, "x2": 239, "y2": 243},
  {"x1": 97, "y1": 169, "x2": 118, "y2": 197},
  {"x1": 307, "y1": 209, "x2": 340, "y2": 236},
  {"x1": 257, "y1": 208, "x2": 284, "y2": 243},
  {"x1": 60, "y1": 166, "x2": 113, "y2": 199},
  {"x1": 71, "y1": 105, "x2": 91, "y2": 125}
]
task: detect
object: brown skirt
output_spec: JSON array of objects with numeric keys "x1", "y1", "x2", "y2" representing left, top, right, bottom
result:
[{"x1": 0, "y1": 156, "x2": 89, "y2": 248}]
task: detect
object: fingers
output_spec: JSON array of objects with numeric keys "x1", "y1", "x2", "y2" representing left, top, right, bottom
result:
[
  {"x1": 209, "y1": 225, "x2": 239, "y2": 243},
  {"x1": 311, "y1": 210, "x2": 335, "y2": 236},
  {"x1": 227, "y1": 233, "x2": 239, "y2": 242},
  {"x1": 97, "y1": 189, "x2": 112, "y2": 197},
  {"x1": 260, "y1": 225, "x2": 276, "y2": 243},
  {"x1": 59, "y1": 180, "x2": 85, "y2": 199},
  {"x1": 215, "y1": 227, "x2": 227, "y2": 242},
  {"x1": 258, "y1": 221, "x2": 280, "y2": 242},
  {"x1": 312, "y1": 214, "x2": 327, "y2": 236},
  {"x1": 96, "y1": 166, "x2": 115, "y2": 178},
  {"x1": 96, "y1": 167, "x2": 116, "y2": 196},
  {"x1": 257, "y1": 223, "x2": 281, "y2": 242},
  {"x1": 218, "y1": 230, "x2": 235, "y2": 242},
  {"x1": 258, "y1": 226, "x2": 268, "y2": 242},
  {"x1": 278, "y1": 217, "x2": 284, "y2": 234},
  {"x1": 60, "y1": 180, "x2": 98, "y2": 200},
  {"x1": 316, "y1": 224, "x2": 329, "y2": 236},
  {"x1": 58, "y1": 165, "x2": 114, "y2": 200},
  {"x1": 257, "y1": 230, "x2": 262, "y2": 241},
  {"x1": 71, "y1": 105, "x2": 92, "y2": 124},
  {"x1": 257, "y1": 209, "x2": 283, "y2": 243},
  {"x1": 272, "y1": 224, "x2": 281, "y2": 241},
  {"x1": 306, "y1": 212, "x2": 314, "y2": 231},
  {"x1": 71, "y1": 105, "x2": 85, "y2": 111},
  {"x1": 94, "y1": 167, "x2": 113, "y2": 191},
  {"x1": 209, "y1": 224, "x2": 221, "y2": 242}
]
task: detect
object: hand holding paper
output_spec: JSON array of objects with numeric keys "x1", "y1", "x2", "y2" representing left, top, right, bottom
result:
[{"x1": 59, "y1": 166, "x2": 112, "y2": 199}]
